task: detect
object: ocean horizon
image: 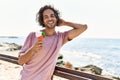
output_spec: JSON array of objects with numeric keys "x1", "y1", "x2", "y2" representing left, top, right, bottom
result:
[{"x1": 0, "y1": 36, "x2": 120, "y2": 77}]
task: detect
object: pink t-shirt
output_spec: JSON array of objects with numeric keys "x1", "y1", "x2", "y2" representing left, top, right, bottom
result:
[{"x1": 19, "y1": 31, "x2": 68, "y2": 80}]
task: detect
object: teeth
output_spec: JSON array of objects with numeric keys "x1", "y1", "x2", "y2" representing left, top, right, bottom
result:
[
  {"x1": 49, "y1": 22, "x2": 53, "y2": 24},
  {"x1": 48, "y1": 21, "x2": 53, "y2": 24}
]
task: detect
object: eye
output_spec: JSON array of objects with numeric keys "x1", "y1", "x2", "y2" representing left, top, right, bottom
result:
[
  {"x1": 43, "y1": 15, "x2": 48, "y2": 19},
  {"x1": 51, "y1": 14, "x2": 55, "y2": 18}
]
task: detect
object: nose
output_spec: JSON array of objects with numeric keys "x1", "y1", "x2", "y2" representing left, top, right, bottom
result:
[{"x1": 48, "y1": 16, "x2": 52, "y2": 20}]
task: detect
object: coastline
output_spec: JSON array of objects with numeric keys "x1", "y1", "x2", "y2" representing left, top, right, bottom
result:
[
  {"x1": 0, "y1": 50, "x2": 67, "y2": 80},
  {"x1": 0, "y1": 42, "x2": 120, "y2": 80},
  {"x1": 0, "y1": 50, "x2": 119, "y2": 80}
]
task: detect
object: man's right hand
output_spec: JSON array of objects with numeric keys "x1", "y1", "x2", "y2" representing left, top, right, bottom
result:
[{"x1": 31, "y1": 40, "x2": 44, "y2": 53}]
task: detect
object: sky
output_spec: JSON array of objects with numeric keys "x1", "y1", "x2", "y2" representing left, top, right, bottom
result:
[{"x1": 0, "y1": 0, "x2": 120, "y2": 38}]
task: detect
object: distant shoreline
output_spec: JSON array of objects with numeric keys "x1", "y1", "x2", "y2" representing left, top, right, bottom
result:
[
  {"x1": 0, "y1": 36, "x2": 120, "y2": 39},
  {"x1": 0, "y1": 37, "x2": 120, "y2": 78},
  {"x1": 0, "y1": 36, "x2": 18, "y2": 38}
]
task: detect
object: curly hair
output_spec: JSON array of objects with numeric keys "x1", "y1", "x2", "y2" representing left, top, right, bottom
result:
[{"x1": 36, "y1": 5, "x2": 60, "y2": 27}]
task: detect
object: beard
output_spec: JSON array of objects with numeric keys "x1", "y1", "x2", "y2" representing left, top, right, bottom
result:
[{"x1": 44, "y1": 22, "x2": 57, "y2": 29}]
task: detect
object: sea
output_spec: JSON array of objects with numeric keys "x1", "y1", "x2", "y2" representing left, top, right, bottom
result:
[{"x1": 0, "y1": 36, "x2": 120, "y2": 77}]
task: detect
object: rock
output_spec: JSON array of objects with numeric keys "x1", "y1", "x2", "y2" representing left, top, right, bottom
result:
[
  {"x1": 80, "y1": 64, "x2": 102, "y2": 75},
  {"x1": 58, "y1": 54, "x2": 63, "y2": 59},
  {"x1": 64, "y1": 61, "x2": 73, "y2": 69},
  {"x1": 0, "y1": 44, "x2": 3, "y2": 47},
  {"x1": 112, "y1": 76, "x2": 120, "y2": 80},
  {"x1": 0, "y1": 42, "x2": 22, "y2": 51},
  {"x1": 55, "y1": 54, "x2": 103, "y2": 75},
  {"x1": 56, "y1": 54, "x2": 64, "y2": 66}
]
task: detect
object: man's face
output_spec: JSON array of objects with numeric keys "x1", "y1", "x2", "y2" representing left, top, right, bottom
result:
[{"x1": 43, "y1": 9, "x2": 57, "y2": 29}]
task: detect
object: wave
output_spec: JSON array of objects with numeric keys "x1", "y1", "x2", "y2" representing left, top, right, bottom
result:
[{"x1": 60, "y1": 50, "x2": 120, "y2": 77}]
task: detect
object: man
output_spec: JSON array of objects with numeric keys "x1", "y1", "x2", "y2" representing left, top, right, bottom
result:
[{"x1": 18, "y1": 5, "x2": 87, "y2": 80}]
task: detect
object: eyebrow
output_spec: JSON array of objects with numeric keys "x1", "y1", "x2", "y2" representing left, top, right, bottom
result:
[{"x1": 43, "y1": 13, "x2": 55, "y2": 17}]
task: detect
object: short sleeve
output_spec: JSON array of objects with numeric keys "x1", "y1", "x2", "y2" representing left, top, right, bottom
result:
[
  {"x1": 18, "y1": 32, "x2": 35, "y2": 56},
  {"x1": 59, "y1": 31, "x2": 70, "y2": 45}
]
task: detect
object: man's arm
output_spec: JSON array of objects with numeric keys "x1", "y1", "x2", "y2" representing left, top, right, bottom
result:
[
  {"x1": 18, "y1": 47, "x2": 35, "y2": 65},
  {"x1": 59, "y1": 19, "x2": 87, "y2": 40},
  {"x1": 18, "y1": 40, "x2": 43, "y2": 65}
]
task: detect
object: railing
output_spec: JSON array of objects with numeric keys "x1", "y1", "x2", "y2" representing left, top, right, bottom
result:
[{"x1": 0, "y1": 54, "x2": 113, "y2": 80}]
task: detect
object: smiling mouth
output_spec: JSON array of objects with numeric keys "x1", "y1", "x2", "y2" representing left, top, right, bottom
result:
[{"x1": 48, "y1": 20, "x2": 54, "y2": 24}]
